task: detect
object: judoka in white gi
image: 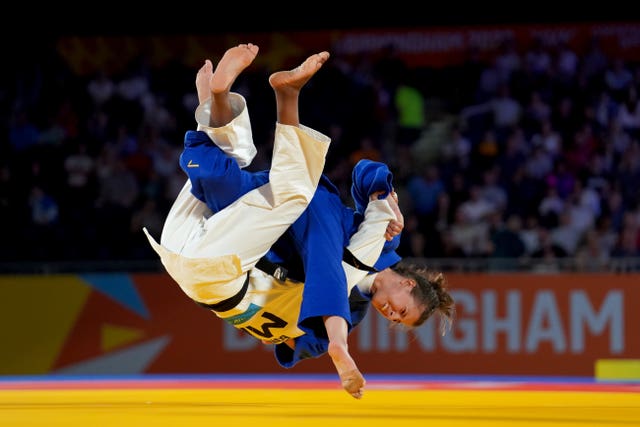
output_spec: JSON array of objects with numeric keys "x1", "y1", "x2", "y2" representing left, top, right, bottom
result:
[{"x1": 144, "y1": 44, "x2": 455, "y2": 399}]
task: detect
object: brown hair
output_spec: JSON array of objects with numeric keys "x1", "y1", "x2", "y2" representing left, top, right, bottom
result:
[{"x1": 393, "y1": 263, "x2": 455, "y2": 334}]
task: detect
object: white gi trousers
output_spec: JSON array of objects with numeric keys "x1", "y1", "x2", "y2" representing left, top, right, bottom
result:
[{"x1": 144, "y1": 94, "x2": 330, "y2": 308}]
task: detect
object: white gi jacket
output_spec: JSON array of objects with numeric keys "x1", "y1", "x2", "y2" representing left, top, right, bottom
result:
[{"x1": 145, "y1": 94, "x2": 395, "y2": 344}]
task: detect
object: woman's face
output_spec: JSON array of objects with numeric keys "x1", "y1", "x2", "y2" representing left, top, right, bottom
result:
[{"x1": 370, "y1": 274, "x2": 423, "y2": 327}]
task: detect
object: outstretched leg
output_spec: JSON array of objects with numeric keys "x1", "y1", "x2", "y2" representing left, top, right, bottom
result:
[
  {"x1": 196, "y1": 43, "x2": 260, "y2": 128},
  {"x1": 270, "y1": 51, "x2": 365, "y2": 399},
  {"x1": 269, "y1": 51, "x2": 330, "y2": 126}
]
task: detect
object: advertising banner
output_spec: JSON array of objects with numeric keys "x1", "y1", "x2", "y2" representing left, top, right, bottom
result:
[{"x1": 1, "y1": 273, "x2": 637, "y2": 377}]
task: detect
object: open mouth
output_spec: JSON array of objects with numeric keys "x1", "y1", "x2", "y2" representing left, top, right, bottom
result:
[{"x1": 381, "y1": 302, "x2": 389, "y2": 314}]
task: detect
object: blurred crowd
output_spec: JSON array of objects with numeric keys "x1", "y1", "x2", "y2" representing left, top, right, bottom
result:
[{"x1": 2, "y1": 34, "x2": 640, "y2": 271}]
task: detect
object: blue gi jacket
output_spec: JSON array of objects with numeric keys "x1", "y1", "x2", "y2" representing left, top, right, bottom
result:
[
  {"x1": 182, "y1": 130, "x2": 401, "y2": 368},
  {"x1": 271, "y1": 158, "x2": 401, "y2": 368}
]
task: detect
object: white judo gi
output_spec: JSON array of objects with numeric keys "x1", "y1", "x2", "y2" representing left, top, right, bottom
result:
[{"x1": 144, "y1": 94, "x2": 395, "y2": 345}]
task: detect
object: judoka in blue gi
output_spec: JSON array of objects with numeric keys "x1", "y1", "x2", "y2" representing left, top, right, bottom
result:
[{"x1": 144, "y1": 44, "x2": 455, "y2": 399}]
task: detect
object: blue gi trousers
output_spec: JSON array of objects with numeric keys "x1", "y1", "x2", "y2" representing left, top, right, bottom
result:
[{"x1": 181, "y1": 129, "x2": 400, "y2": 358}]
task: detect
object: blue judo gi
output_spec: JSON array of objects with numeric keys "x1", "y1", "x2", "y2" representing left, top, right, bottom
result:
[{"x1": 181, "y1": 129, "x2": 401, "y2": 367}]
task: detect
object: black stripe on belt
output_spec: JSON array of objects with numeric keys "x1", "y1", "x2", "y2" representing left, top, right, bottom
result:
[
  {"x1": 195, "y1": 272, "x2": 250, "y2": 312},
  {"x1": 343, "y1": 247, "x2": 378, "y2": 272},
  {"x1": 197, "y1": 248, "x2": 375, "y2": 313},
  {"x1": 252, "y1": 249, "x2": 376, "y2": 283},
  {"x1": 256, "y1": 257, "x2": 289, "y2": 281},
  {"x1": 256, "y1": 247, "x2": 380, "y2": 282}
]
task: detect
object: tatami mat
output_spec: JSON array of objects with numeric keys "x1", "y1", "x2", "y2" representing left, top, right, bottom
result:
[{"x1": 1, "y1": 376, "x2": 639, "y2": 427}]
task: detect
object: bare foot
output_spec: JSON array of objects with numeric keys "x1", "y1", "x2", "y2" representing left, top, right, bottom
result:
[
  {"x1": 196, "y1": 59, "x2": 213, "y2": 104},
  {"x1": 210, "y1": 43, "x2": 260, "y2": 94},
  {"x1": 269, "y1": 51, "x2": 330, "y2": 95}
]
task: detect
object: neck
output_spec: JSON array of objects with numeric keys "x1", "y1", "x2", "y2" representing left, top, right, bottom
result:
[{"x1": 357, "y1": 273, "x2": 378, "y2": 294}]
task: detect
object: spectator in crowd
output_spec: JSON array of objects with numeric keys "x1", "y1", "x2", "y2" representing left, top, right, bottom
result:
[{"x1": 6, "y1": 27, "x2": 640, "y2": 274}]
